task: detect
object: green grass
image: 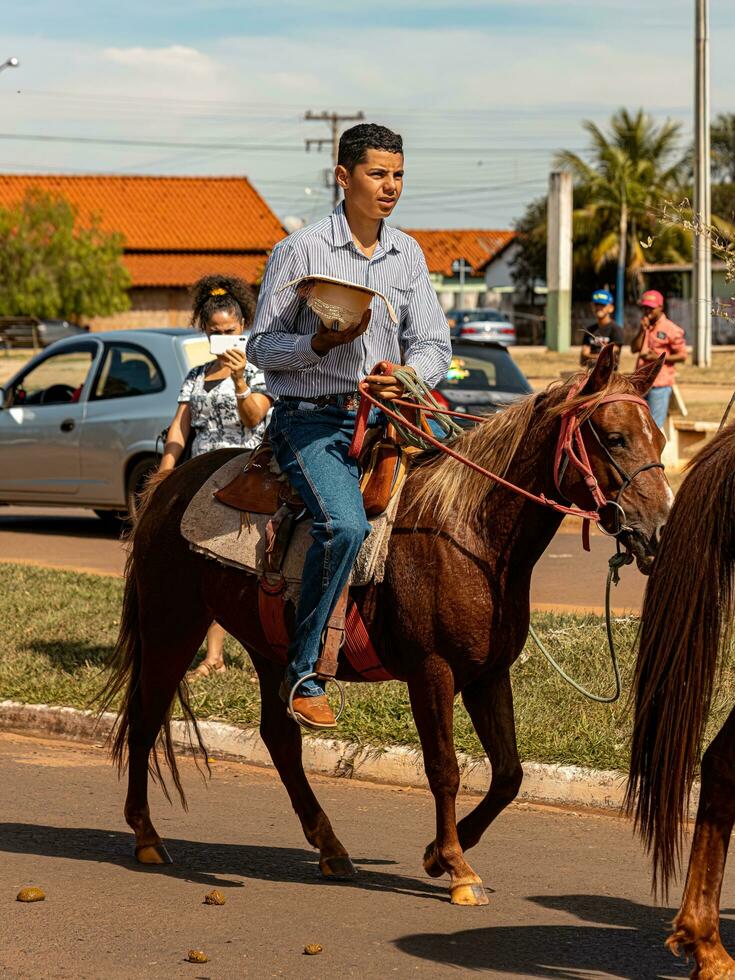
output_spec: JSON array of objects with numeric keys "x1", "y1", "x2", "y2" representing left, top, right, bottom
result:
[{"x1": 1, "y1": 563, "x2": 733, "y2": 773}]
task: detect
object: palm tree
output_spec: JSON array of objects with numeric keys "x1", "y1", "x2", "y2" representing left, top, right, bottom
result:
[
  {"x1": 555, "y1": 109, "x2": 686, "y2": 314},
  {"x1": 712, "y1": 113, "x2": 735, "y2": 183}
]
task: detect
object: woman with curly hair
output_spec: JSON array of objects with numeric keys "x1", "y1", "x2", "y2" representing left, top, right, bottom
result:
[{"x1": 156, "y1": 274, "x2": 273, "y2": 679}]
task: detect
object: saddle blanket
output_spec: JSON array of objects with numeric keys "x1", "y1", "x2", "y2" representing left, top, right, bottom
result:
[{"x1": 180, "y1": 452, "x2": 403, "y2": 586}]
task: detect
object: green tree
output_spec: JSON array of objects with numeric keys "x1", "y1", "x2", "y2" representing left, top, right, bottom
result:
[
  {"x1": 0, "y1": 190, "x2": 130, "y2": 320},
  {"x1": 512, "y1": 109, "x2": 696, "y2": 304},
  {"x1": 554, "y1": 108, "x2": 687, "y2": 301},
  {"x1": 712, "y1": 113, "x2": 735, "y2": 183},
  {"x1": 510, "y1": 196, "x2": 547, "y2": 302}
]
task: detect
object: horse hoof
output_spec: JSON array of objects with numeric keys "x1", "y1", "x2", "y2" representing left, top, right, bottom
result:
[
  {"x1": 423, "y1": 845, "x2": 444, "y2": 878},
  {"x1": 450, "y1": 882, "x2": 489, "y2": 907},
  {"x1": 319, "y1": 855, "x2": 356, "y2": 880},
  {"x1": 135, "y1": 842, "x2": 173, "y2": 865}
]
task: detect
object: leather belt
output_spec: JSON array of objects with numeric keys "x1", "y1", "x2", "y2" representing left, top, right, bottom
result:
[{"x1": 281, "y1": 392, "x2": 361, "y2": 411}]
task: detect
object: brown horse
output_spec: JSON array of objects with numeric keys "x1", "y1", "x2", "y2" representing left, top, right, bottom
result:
[
  {"x1": 102, "y1": 345, "x2": 670, "y2": 906},
  {"x1": 627, "y1": 420, "x2": 735, "y2": 978}
]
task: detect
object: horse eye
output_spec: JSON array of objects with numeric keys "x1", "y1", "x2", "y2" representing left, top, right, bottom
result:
[{"x1": 607, "y1": 432, "x2": 625, "y2": 448}]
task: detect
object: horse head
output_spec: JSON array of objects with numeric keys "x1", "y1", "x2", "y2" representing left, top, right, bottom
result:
[{"x1": 558, "y1": 343, "x2": 671, "y2": 574}]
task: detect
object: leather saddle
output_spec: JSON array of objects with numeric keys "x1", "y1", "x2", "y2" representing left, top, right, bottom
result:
[
  {"x1": 214, "y1": 426, "x2": 407, "y2": 520},
  {"x1": 213, "y1": 425, "x2": 406, "y2": 684}
]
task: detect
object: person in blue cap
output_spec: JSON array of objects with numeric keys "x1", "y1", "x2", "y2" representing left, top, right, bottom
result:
[{"x1": 580, "y1": 289, "x2": 623, "y2": 369}]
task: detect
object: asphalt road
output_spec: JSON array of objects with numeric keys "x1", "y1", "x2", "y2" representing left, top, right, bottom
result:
[
  {"x1": 0, "y1": 506, "x2": 645, "y2": 612},
  {"x1": 4, "y1": 731, "x2": 731, "y2": 980}
]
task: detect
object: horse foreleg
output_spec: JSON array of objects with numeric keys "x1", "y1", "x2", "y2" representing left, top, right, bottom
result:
[
  {"x1": 668, "y1": 707, "x2": 735, "y2": 979},
  {"x1": 423, "y1": 668, "x2": 522, "y2": 879},
  {"x1": 408, "y1": 655, "x2": 488, "y2": 906},
  {"x1": 250, "y1": 653, "x2": 355, "y2": 880}
]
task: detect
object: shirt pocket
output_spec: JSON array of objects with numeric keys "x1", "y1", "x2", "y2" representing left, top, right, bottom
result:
[{"x1": 383, "y1": 284, "x2": 412, "y2": 324}]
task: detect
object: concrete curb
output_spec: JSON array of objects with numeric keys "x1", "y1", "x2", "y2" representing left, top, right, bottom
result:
[{"x1": 0, "y1": 699, "x2": 647, "y2": 812}]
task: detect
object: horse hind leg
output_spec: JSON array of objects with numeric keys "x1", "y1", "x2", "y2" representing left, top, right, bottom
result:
[
  {"x1": 668, "y1": 706, "x2": 735, "y2": 979},
  {"x1": 423, "y1": 668, "x2": 522, "y2": 880},
  {"x1": 250, "y1": 652, "x2": 355, "y2": 879},
  {"x1": 124, "y1": 607, "x2": 211, "y2": 865},
  {"x1": 408, "y1": 655, "x2": 488, "y2": 906}
]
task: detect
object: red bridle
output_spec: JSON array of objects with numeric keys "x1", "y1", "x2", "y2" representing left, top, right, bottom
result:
[
  {"x1": 552, "y1": 378, "x2": 651, "y2": 510},
  {"x1": 350, "y1": 367, "x2": 654, "y2": 547}
]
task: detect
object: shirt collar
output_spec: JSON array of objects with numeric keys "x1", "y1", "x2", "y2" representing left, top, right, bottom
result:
[{"x1": 329, "y1": 202, "x2": 401, "y2": 254}]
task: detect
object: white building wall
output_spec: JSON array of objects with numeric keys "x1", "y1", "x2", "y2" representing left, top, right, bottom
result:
[{"x1": 484, "y1": 244, "x2": 519, "y2": 291}]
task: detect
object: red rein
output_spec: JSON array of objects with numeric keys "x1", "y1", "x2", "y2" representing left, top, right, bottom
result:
[{"x1": 349, "y1": 367, "x2": 650, "y2": 545}]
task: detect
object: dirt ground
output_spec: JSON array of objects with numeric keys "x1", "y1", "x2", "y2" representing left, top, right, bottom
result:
[{"x1": 3, "y1": 730, "x2": 731, "y2": 979}]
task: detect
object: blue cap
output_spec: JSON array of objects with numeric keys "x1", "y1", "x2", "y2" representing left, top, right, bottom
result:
[{"x1": 592, "y1": 289, "x2": 614, "y2": 306}]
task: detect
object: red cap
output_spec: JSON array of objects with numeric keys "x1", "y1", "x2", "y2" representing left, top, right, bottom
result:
[{"x1": 640, "y1": 289, "x2": 664, "y2": 309}]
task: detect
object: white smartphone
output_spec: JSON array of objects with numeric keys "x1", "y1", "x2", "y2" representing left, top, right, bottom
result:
[{"x1": 209, "y1": 334, "x2": 248, "y2": 356}]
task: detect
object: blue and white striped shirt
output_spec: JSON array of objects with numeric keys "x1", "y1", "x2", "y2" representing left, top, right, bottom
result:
[{"x1": 247, "y1": 203, "x2": 451, "y2": 397}]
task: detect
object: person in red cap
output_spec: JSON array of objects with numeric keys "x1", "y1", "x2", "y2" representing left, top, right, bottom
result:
[{"x1": 631, "y1": 289, "x2": 687, "y2": 428}]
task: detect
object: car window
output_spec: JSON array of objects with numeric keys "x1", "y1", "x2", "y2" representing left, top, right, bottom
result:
[
  {"x1": 464, "y1": 311, "x2": 507, "y2": 323},
  {"x1": 441, "y1": 346, "x2": 530, "y2": 393},
  {"x1": 10, "y1": 349, "x2": 95, "y2": 407},
  {"x1": 92, "y1": 343, "x2": 165, "y2": 400}
]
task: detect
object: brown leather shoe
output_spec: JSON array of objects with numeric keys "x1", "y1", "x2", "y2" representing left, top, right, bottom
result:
[{"x1": 290, "y1": 694, "x2": 337, "y2": 730}]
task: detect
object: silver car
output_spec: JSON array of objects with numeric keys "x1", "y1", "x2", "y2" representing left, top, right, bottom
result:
[
  {"x1": 457, "y1": 309, "x2": 517, "y2": 346},
  {"x1": 0, "y1": 328, "x2": 210, "y2": 521}
]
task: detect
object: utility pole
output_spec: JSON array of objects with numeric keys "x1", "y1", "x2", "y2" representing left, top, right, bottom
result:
[
  {"x1": 452, "y1": 259, "x2": 471, "y2": 310},
  {"x1": 305, "y1": 110, "x2": 365, "y2": 208},
  {"x1": 693, "y1": 0, "x2": 712, "y2": 366},
  {"x1": 546, "y1": 171, "x2": 573, "y2": 352}
]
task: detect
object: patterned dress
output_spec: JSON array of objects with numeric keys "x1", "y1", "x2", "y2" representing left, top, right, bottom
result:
[{"x1": 177, "y1": 362, "x2": 271, "y2": 457}]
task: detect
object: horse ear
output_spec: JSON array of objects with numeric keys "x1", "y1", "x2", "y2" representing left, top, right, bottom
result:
[
  {"x1": 581, "y1": 341, "x2": 616, "y2": 394},
  {"x1": 631, "y1": 353, "x2": 665, "y2": 396}
]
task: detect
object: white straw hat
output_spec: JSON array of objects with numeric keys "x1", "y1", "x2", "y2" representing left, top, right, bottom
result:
[{"x1": 277, "y1": 274, "x2": 398, "y2": 332}]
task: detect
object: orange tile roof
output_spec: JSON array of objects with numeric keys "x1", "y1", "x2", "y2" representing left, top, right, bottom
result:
[
  {"x1": 402, "y1": 228, "x2": 516, "y2": 277},
  {"x1": 123, "y1": 252, "x2": 268, "y2": 287},
  {"x1": 0, "y1": 174, "x2": 285, "y2": 252}
]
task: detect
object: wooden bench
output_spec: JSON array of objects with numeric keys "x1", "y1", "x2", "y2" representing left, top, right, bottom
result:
[{"x1": 662, "y1": 418, "x2": 719, "y2": 470}]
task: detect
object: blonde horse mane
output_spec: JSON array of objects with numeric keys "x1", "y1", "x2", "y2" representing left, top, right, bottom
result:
[{"x1": 411, "y1": 369, "x2": 640, "y2": 530}]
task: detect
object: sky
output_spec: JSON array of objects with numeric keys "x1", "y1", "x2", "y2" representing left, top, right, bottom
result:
[{"x1": 2, "y1": 0, "x2": 733, "y2": 230}]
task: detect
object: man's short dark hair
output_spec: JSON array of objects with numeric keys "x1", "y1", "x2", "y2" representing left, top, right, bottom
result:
[{"x1": 338, "y1": 123, "x2": 403, "y2": 171}]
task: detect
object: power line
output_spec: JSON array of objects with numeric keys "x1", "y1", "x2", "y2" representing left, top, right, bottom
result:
[
  {"x1": 0, "y1": 132, "x2": 306, "y2": 153},
  {"x1": 10, "y1": 88, "x2": 698, "y2": 123},
  {"x1": 0, "y1": 131, "x2": 587, "y2": 157}
]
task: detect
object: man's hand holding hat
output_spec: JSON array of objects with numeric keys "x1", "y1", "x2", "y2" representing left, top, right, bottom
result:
[{"x1": 311, "y1": 309, "x2": 371, "y2": 356}]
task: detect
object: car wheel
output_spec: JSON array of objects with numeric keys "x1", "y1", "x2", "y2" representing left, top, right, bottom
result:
[{"x1": 125, "y1": 457, "x2": 159, "y2": 521}]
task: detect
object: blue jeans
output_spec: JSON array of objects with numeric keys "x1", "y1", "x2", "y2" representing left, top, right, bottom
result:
[
  {"x1": 645, "y1": 386, "x2": 672, "y2": 429},
  {"x1": 268, "y1": 400, "x2": 377, "y2": 697}
]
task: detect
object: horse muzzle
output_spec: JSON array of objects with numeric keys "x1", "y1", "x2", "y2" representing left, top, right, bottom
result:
[{"x1": 617, "y1": 521, "x2": 664, "y2": 576}]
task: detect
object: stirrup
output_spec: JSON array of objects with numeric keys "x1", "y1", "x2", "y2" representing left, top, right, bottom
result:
[{"x1": 287, "y1": 672, "x2": 346, "y2": 727}]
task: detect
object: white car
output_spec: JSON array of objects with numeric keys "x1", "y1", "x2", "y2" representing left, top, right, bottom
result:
[{"x1": 458, "y1": 309, "x2": 516, "y2": 346}]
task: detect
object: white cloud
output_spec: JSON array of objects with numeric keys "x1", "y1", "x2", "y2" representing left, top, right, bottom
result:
[
  {"x1": 103, "y1": 44, "x2": 214, "y2": 77},
  {"x1": 2, "y1": 13, "x2": 734, "y2": 226}
]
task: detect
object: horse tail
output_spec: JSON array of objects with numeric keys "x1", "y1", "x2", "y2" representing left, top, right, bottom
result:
[
  {"x1": 98, "y1": 470, "x2": 207, "y2": 809},
  {"x1": 625, "y1": 423, "x2": 735, "y2": 895},
  {"x1": 98, "y1": 545, "x2": 144, "y2": 772}
]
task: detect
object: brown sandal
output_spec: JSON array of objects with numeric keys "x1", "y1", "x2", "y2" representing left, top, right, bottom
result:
[{"x1": 187, "y1": 661, "x2": 226, "y2": 682}]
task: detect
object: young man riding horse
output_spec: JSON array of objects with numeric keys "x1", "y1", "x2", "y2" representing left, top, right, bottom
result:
[{"x1": 247, "y1": 122, "x2": 451, "y2": 730}]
